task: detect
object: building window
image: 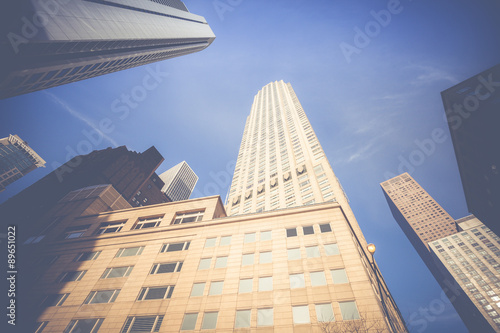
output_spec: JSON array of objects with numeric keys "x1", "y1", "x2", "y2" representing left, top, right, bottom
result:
[
  {"x1": 239, "y1": 279, "x2": 253, "y2": 293},
  {"x1": 181, "y1": 313, "x2": 198, "y2": 330},
  {"x1": 290, "y1": 273, "x2": 306, "y2": 289},
  {"x1": 288, "y1": 248, "x2": 301, "y2": 260},
  {"x1": 303, "y1": 226, "x2": 314, "y2": 235},
  {"x1": 257, "y1": 308, "x2": 273, "y2": 326},
  {"x1": 205, "y1": 237, "x2": 216, "y2": 248},
  {"x1": 235, "y1": 310, "x2": 251, "y2": 328},
  {"x1": 137, "y1": 286, "x2": 174, "y2": 300},
  {"x1": 331, "y1": 269, "x2": 349, "y2": 284},
  {"x1": 320, "y1": 223, "x2": 332, "y2": 233},
  {"x1": 244, "y1": 233, "x2": 256, "y2": 243},
  {"x1": 115, "y1": 246, "x2": 145, "y2": 258},
  {"x1": 160, "y1": 241, "x2": 190, "y2": 253},
  {"x1": 134, "y1": 216, "x2": 163, "y2": 229},
  {"x1": 198, "y1": 258, "x2": 212, "y2": 270},
  {"x1": 215, "y1": 256, "x2": 228, "y2": 268},
  {"x1": 242, "y1": 253, "x2": 255, "y2": 266},
  {"x1": 74, "y1": 251, "x2": 100, "y2": 262},
  {"x1": 57, "y1": 270, "x2": 86, "y2": 283},
  {"x1": 259, "y1": 276, "x2": 273, "y2": 291},
  {"x1": 306, "y1": 245, "x2": 320, "y2": 258},
  {"x1": 121, "y1": 315, "x2": 163, "y2": 333},
  {"x1": 220, "y1": 235, "x2": 231, "y2": 246},
  {"x1": 95, "y1": 221, "x2": 126, "y2": 235},
  {"x1": 324, "y1": 243, "x2": 340, "y2": 256},
  {"x1": 209, "y1": 281, "x2": 224, "y2": 295},
  {"x1": 260, "y1": 230, "x2": 272, "y2": 241},
  {"x1": 287, "y1": 228, "x2": 297, "y2": 237},
  {"x1": 260, "y1": 251, "x2": 272, "y2": 264},
  {"x1": 62, "y1": 224, "x2": 90, "y2": 239},
  {"x1": 150, "y1": 262, "x2": 183, "y2": 274},
  {"x1": 64, "y1": 318, "x2": 104, "y2": 333},
  {"x1": 316, "y1": 303, "x2": 335, "y2": 322},
  {"x1": 339, "y1": 301, "x2": 360, "y2": 320},
  {"x1": 310, "y1": 271, "x2": 327, "y2": 286},
  {"x1": 201, "y1": 312, "x2": 218, "y2": 329},
  {"x1": 173, "y1": 210, "x2": 204, "y2": 224},
  {"x1": 191, "y1": 282, "x2": 206, "y2": 297},
  {"x1": 41, "y1": 293, "x2": 69, "y2": 307},
  {"x1": 101, "y1": 266, "x2": 133, "y2": 279},
  {"x1": 83, "y1": 289, "x2": 120, "y2": 304},
  {"x1": 293, "y1": 305, "x2": 311, "y2": 324}
]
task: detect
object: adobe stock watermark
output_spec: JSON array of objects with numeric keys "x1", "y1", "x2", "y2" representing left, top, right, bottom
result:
[
  {"x1": 340, "y1": 0, "x2": 410, "y2": 64},
  {"x1": 191, "y1": 160, "x2": 236, "y2": 198},
  {"x1": 212, "y1": 0, "x2": 243, "y2": 21},
  {"x1": 51, "y1": 64, "x2": 169, "y2": 182}
]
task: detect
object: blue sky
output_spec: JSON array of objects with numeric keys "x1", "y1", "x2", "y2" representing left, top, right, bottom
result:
[{"x1": 1, "y1": 0, "x2": 500, "y2": 331}]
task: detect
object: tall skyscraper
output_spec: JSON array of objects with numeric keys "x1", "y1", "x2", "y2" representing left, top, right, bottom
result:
[
  {"x1": 441, "y1": 63, "x2": 500, "y2": 237},
  {"x1": 159, "y1": 161, "x2": 198, "y2": 201},
  {"x1": 0, "y1": 0, "x2": 215, "y2": 99},
  {"x1": 381, "y1": 173, "x2": 497, "y2": 332},
  {"x1": 0, "y1": 134, "x2": 45, "y2": 192}
]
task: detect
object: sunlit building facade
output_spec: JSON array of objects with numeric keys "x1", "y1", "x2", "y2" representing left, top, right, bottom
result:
[{"x1": 159, "y1": 161, "x2": 198, "y2": 202}]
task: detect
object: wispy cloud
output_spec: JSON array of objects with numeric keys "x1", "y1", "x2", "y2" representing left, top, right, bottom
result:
[
  {"x1": 408, "y1": 65, "x2": 460, "y2": 86},
  {"x1": 44, "y1": 91, "x2": 118, "y2": 147}
]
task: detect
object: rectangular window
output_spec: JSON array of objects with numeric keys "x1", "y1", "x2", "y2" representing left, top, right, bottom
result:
[
  {"x1": 303, "y1": 226, "x2": 314, "y2": 235},
  {"x1": 101, "y1": 266, "x2": 133, "y2": 279},
  {"x1": 244, "y1": 233, "x2": 256, "y2": 243},
  {"x1": 331, "y1": 269, "x2": 349, "y2": 284},
  {"x1": 239, "y1": 279, "x2": 253, "y2": 293},
  {"x1": 42, "y1": 293, "x2": 69, "y2": 307},
  {"x1": 215, "y1": 256, "x2": 228, "y2": 268},
  {"x1": 95, "y1": 221, "x2": 126, "y2": 235},
  {"x1": 160, "y1": 241, "x2": 190, "y2": 253},
  {"x1": 257, "y1": 308, "x2": 273, "y2": 326},
  {"x1": 235, "y1": 309, "x2": 251, "y2": 328},
  {"x1": 242, "y1": 253, "x2": 255, "y2": 266},
  {"x1": 290, "y1": 273, "x2": 305, "y2": 289},
  {"x1": 137, "y1": 286, "x2": 174, "y2": 300},
  {"x1": 56, "y1": 270, "x2": 86, "y2": 283},
  {"x1": 181, "y1": 313, "x2": 198, "y2": 330},
  {"x1": 260, "y1": 251, "x2": 272, "y2": 264},
  {"x1": 310, "y1": 271, "x2": 327, "y2": 286},
  {"x1": 209, "y1": 281, "x2": 224, "y2": 295},
  {"x1": 205, "y1": 238, "x2": 216, "y2": 248},
  {"x1": 198, "y1": 258, "x2": 212, "y2": 270},
  {"x1": 173, "y1": 210, "x2": 204, "y2": 224},
  {"x1": 288, "y1": 248, "x2": 301, "y2": 260},
  {"x1": 115, "y1": 246, "x2": 144, "y2": 258},
  {"x1": 62, "y1": 224, "x2": 90, "y2": 239},
  {"x1": 287, "y1": 228, "x2": 297, "y2": 237},
  {"x1": 191, "y1": 282, "x2": 206, "y2": 297},
  {"x1": 64, "y1": 318, "x2": 104, "y2": 333},
  {"x1": 220, "y1": 235, "x2": 231, "y2": 246},
  {"x1": 316, "y1": 303, "x2": 335, "y2": 322},
  {"x1": 150, "y1": 262, "x2": 183, "y2": 274},
  {"x1": 121, "y1": 315, "x2": 163, "y2": 333},
  {"x1": 260, "y1": 230, "x2": 272, "y2": 241},
  {"x1": 74, "y1": 251, "x2": 100, "y2": 262},
  {"x1": 324, "y1": 244, "x2": 339, "y2": 256},
  {"x1": 201, "y1": 312, "x2": 218, "y2": 329},
  {"x1": 84, "y1": 290, "x2": 120, "y2": 304},
  {"x1": 293, "y1": 305, "x2": 310, "y2": 324},
  {"x1": 306, "y1": 245, "x2": 320, "y2": 258},
  {"x1": 259, "y1": 276, "x2": 273, "y2": 291},
  {"x1": 134, "y1": 216, "x2": 163, "y2": 229},
  {"x1": 339, "y1": 301, "x2": 360, "y2": 320}
]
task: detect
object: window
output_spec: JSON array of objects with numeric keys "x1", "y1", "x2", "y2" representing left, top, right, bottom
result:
[
  {"x1": 137, "y1": 286, "x2": 174, "y2": 300},
  {"x1": 239, "y1": 279, "x2": 253, "y2": 293},
  {"x1": 201, "y1": 312, "x2": 218, "y2": 329},
  {"x1": 288, "y1": 248, "x2": 301, "y2": 260},
  {"x1": 209, "y1": 281, "x2": 224, "y2": 295},
  {"x1": 191, "y1": 283, "x2": 206, "y2": 297},
  {"x1": 257, "y1": 308, "x2": 273, "y2": 326},
  {"x1": 339, "y1": 301, "x2": 360, "y2": 320},
  {"x1": 287, "y1": 228, "x2": 297, "y2": 237},
  {"x1": 74, "y1": 251, "x2": 100, "y2": 262},
  {"x1": 57, "y1": 270, "x2": 86, "y2": 283},
  {"x1": 95, "y1": 221, "x2": 126, "y2": 235},
  {"x1": 181, "y1": 313, "x2": 198, "y2": 330},
  {"x1": 173, "y1": 210, "x2": 204, "y2": 224},
  {"x1": 303, "y1": 226, "x2": 314, "y2": 235},
  {"x1": 116, "y1": 246, "x2": 144, "y2": 257},
  {"x1": 261, "y1": 230, "x2": 272, "y2": 241},
  {"x1": 215, "y1": 256, "x2": 228, "y2": 268},
  {"x1": 235, "y1": 310, "x2": 251, "y2": 328},
  {"x1": 331, "y1": 269, "x2": 349, "y2": 284},
  {"x1": 62, "y1": 224, "x2": 90, "y2": 239},
  {"x1": 42, "y1": 293, "x2": 69, "y2": 307},
  {"x1": 320, "y1": 223, "x2": 332, "y2": 233},
  {"x1": 83, "y1": 289, "x2": 120, "y2": 304},
  {"x1": 205, "y1": 238, "x2": 216, "y2": 248},
  {"x1": 260, "y1": 251, "x2": 272, "y2": 264},
  {"x1": 324, "y1": 244, "x2": 340, "y2": 256},
  {"x1": 242, "y1": 253, "x2": 255, "y2": 266},
  {"x1": 290, "y1": 273, "x2": 306, "y2": 289},
  {"x1": 198, "y1": 258, "x2": 212, "y2": 270},
  {"x1": 310, "y1": 271, "x2": 327, "y2": 286},
  {"x1": 35, "y1": 321, "x2": 48, "y2": 333},
  {"x1": 219, "y1": 236, "x2": 231, "y2": 246},
  {"x1": 134, "y1": 216, "x2": 163, "y2": 229},
  {"x1": 316, "y1": 303, "x2": 335, "y2": 322},
  {"x1": 64, "y1": 318, "x2": 104, "y2": 333},
  {"x1": 121, "y1": 315, "x2": 163, "y2": 333},
  {"x1": 160, "y1": 241, "x2": 190, "y2": 253},
  {"x1": 101, "y1": 266, "x2": 133, "y2": 279},
  {"x1": 150, "y1": 262, "x2": 183, "y2": 274},
  {"x1": 244, "y1": 233, "x2": 256, "y2": 243},
  {"x1": 306, "y1": 245, "x2": 320, "y2": 258},
  {"x1": 259, "y1": 277, "x2": 273, "y2": 291},
  {"x1": 293, "y1": 305, "x2": 310, "y2": 324}
]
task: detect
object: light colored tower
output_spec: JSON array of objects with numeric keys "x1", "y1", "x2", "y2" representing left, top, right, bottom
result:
[
  {"x1": 0, "y1": 0, "x2": 215, "y2": 99},
  {"x1": 0, "y1": 134, "x2": 45, "y2": 192},
  {"x1": 159, "y1": 161, "x2": 198, "y2": 201}
]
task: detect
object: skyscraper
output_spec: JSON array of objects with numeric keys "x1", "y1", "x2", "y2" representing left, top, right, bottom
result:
[
  {"x1": 381, "y1": 173, "x2": 497, "y2": 332},
  {"x1": 0, "y1": 0, "x2": 215, "y2": 99},
  {"x1": 159, "y1": 161, "x2": 198, "y2": 201},
  {"x1": 0, "y1": 134, "x2": 45, "y2": 192},
  {"x1": 441, "y1": 63, "x2": 500, "y2": 236}
]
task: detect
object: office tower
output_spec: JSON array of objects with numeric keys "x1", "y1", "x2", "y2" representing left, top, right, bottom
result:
[
  {"x1": 0, "y1": 134, "x2": 45, "y2": 192},
  {"x1": 381, "y1": 173, "x2": 497, "y2": 332},
  {"x1": 159, "y1": 161, "x2": 198, "y2": 201},
  {"x1": 130, "y1": 172, "x2": 171, "y2": 207},
  {"x1": 0, "y1": 0, "x2": 215, "y2": 99},
  {"x1": 429, "y1": 215, "x2": 500, "y2": 332},
  {"x1": 0, "y1": 145, "x2": 167, "y2": 240},
  {"x1": 441, "y1": 63, "x2": 500, "y2": 236},
  {"x1": 27, "y1": 194, "x2": 407, "y2": 332}
]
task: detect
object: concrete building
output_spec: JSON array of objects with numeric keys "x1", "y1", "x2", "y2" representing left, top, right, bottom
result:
[
  {"x1": 159, "y1": 161, "x2": 198, "y2": 202},
  {"x1": 441, "y1": 63, "x2": 500, "y2": 237},
  {"x1": 0, "y1": 0, "x2": 215, "y2": 99},
  {"x1": 0, "y1": 134, "x2": 45, "y2": 192},
  {"x1": 381, "y1": 173, "x2": 498, "y2": 332}
]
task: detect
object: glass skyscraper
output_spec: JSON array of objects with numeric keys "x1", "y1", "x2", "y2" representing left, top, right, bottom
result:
[{"x1": 159, "y1": 161, "x2": 198, "y2": 201}]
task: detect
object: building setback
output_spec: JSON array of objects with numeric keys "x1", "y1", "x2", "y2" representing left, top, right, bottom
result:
[
  {"x1": 0, "y1": 134, "x2": 45, "y2": 192},
  {"x1": 0, "y1": 0, "x2": 215, "y2": 99},
  {"x1": 159, "y1": 161, "x2": 198, "y2": 202}
]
